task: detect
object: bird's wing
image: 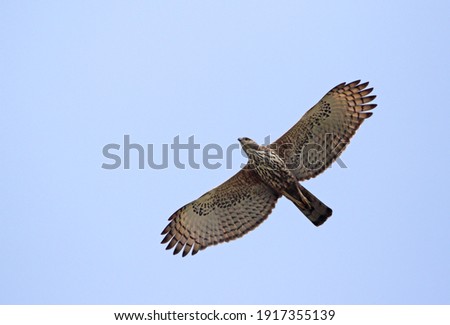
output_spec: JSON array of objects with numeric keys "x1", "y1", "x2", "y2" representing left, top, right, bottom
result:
[
  {"x1": 161, "y1": 166, "x2": 280, "y2": 256},
  {"x1": 272, "y1": 80, "x2": 377, "y2": 181}
]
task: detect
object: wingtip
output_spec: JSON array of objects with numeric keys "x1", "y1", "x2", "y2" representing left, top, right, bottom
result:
[
  {"x1": 358, "y1": 81, "x2": 370, "y2": 89},
  {"x1": 166, "y1": 237, "x2": 178, "y2": 250},
  {"x1": 161, "y1": 224, "x2": 170, "y2": 235},
  {"x1": 360, "y1": 104, "x2": 377, "y2": 112},
  {"x1": 348, "y1": 80, "x2": 361, "y2": 87},
  {"x1": 161, "y1": 232, "x2": 171, "y2": 244},
  {"x1": 334, "y1": 80, "x2": 368, "y2": 91},
  {"x1": 359, "y1": 87, "x2": 373, "y2": 96},
  {"x1": 173, "y1": 242, "x2": 184, "y2": 255}
]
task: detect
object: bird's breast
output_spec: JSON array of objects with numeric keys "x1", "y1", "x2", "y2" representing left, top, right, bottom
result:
[{"x1": 249, "y1": 151, "x2": 297, "y2": 194}]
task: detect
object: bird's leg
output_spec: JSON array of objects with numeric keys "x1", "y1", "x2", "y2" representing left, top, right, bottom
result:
[{"x1": 296, "y1": 183, "x2": 312, "y2": 209}]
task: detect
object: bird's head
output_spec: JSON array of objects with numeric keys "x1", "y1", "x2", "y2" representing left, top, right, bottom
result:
[{"x1": 238, "y1": 137, "x2": 260, "y2": 155}]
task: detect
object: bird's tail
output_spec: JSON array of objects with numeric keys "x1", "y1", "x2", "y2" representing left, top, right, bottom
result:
[{"x1": 283, "y1": 183, "x2": 332, "y2": 226}]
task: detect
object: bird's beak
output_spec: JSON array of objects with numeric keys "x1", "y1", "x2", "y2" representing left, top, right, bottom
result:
[{"x1": 238, "y1": 138, "x2": 242, "y2": 143}]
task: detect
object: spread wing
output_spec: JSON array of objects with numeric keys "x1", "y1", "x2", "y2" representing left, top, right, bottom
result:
[
  {"x1": 161, "y1": 167, "x2": 280, "y2": 256},
  {"x1": 273, "y1": 80, "x2": 377, "y2": 181}
]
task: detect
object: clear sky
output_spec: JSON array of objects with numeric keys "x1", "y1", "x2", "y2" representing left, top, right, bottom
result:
[{"x1": 1, "y1": 1, "x2": 449, "y2": 304}]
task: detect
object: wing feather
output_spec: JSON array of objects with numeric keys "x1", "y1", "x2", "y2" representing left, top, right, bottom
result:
[
  {"x1": 161, "y1": 167, "x2": 280, "y2": 256},
  {"x1": 273, "y1": 80, "x2": 377, "y2": 181}
]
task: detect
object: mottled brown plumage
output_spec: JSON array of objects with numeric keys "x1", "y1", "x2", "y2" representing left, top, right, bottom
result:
[
  {"x1": 161, "y1": 166, "x2": 280, "y2": 257},
  {"x1": 161, "y1": 80, "x2": 377, "y2": 256},
  {"x1": 273, "y1": 80, "x2": 376, "y2": 180},
  {"x1": 239, "y1": 137, "x2": 332, "y2": 227}
]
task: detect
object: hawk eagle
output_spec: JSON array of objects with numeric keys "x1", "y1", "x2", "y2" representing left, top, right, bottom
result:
[{"x1": 161, "y1": 80, "x2": 377, "y2": 256}]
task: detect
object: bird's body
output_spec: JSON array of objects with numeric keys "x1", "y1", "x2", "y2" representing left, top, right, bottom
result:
[
  {"x1": 239, "y1": 137, "x2": 331, "y2": 225},
  {"x1": 242, "y1": 139, "x2": 298, "y2": 194},
  {"x1": 161, "y1": 80, "x2": 377, "y2": 256}
]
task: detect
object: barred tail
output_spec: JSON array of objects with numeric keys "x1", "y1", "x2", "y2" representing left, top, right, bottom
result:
[{"x1": 284, "y1": 183, "x2": 332, "y2": 226}]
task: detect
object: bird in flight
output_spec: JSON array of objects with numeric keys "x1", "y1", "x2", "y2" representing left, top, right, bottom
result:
[{"x1": 161, "y1": 80, "x2": 377, "y2": 256}]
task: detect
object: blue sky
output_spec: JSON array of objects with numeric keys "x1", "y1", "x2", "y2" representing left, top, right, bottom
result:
[{"x1": 1, "y1": 1, "x2": 449, "y2": 304}]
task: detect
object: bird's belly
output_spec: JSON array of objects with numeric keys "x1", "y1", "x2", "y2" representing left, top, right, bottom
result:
[{"x1": 254, "y1": 164, "x2": 295, "y2": 194}]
